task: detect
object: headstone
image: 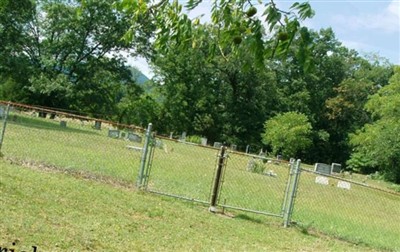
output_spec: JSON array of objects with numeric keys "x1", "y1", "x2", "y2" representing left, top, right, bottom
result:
[
  {"x1": 337, "y1": 181, "x2": 351, "y2": 190},
  {"x1": 60, "y1": 121, "x2": 67, "y2": 128},
  {"x1": 289, "y1": 158, "x2": 296, "y2": 164},
  {"x1": 127, "y1": 132, "x2": 142, "y2": 143},
  {"x1": 201, "y1": 137, "x2": 208, "y2": 146},
  {"x1": 169, "y1": 132, "x2": 173, "y2": 139},
  {"x1": 181, "y1": 132, "x2": 187, "y2": 141},
  {"x1": 277, "y1": 155, "x2": 282, "y2": 160},
  {"x1": 155, "y1": 139, "x2": 164, "y2": 149},
  {"x1": 314, "y1": 163, "x2": 331, "y2": 175},
  {"x1": 331, "y1": 163, "x2": 342, "y2": 173},
  {"x1": 38, "y1": 111, "x2": 47, "y2": 118},
  {"x1": 0, "y1": 107, "x2": 4, "y2": 118},
  {"x1": 120, "y1": 132, "x2": 126, "y2": 138},
  {"x1": 231, "y1": 144, "x2": 237, "y2": 151},
  {"x1": 315, "y1": 176, "x2": 329, "y2": 185},
  {"x1": 94, "y1": 121, "x2": 101, "y2": 130},
  {"x1": 245, "y1": 145, "x2": 250, "y2": 154},
  {"x1": 213, "y1": 142, "x2": 222, "y2": 148},
  {"x1": 108, "y1": 129, "x2": 120, "y2": 138}
]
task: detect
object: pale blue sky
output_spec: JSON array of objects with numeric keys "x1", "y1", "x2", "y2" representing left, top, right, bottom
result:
[{"x1": 129, "y1": 0, "x2": 400, "y2": 77}]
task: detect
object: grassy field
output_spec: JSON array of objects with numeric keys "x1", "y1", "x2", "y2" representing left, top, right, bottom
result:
[
  {"x1": 0, "y1": 159, "x2": 379, "y2": 251},
  {"x1": 1, "y1": 110, "x2": 400, "y2": 251}
]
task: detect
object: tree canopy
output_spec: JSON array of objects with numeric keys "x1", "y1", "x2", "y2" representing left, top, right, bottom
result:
[
  {"x1": 262, "y1": 112, "x2": 312, "y2": 159},
  {"x1": 348, "y1": 67, "x2": 400, "y2": 183}
]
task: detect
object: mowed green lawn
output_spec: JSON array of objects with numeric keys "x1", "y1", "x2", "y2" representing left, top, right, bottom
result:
[
  {"x1": 1, "y1": 112, "x2": 400, "y2": 251},
  {"x1": 0, "y1": 160, "x2": 377, "y2": 251}
]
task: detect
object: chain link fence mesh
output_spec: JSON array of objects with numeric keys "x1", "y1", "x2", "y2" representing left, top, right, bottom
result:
[
  {"x1": 218, "y1": 151, "x2": 290, "y2": 216},
  {"x1": 2, "y1": 103, "x2": 145, "y2": 184},
  {"x1": 293, "y1": 168, "x2": 400, "y2": 250},
  {"x1": 144, "y1": 136, "x2": 218, "y2": 203}
]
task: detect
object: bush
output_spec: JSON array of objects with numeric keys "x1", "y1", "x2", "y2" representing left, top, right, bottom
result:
[
  {"x1": 247, "y1": 158, "x2": 265, "y2": 174},
  {"x1": 186, "y1": 135, "x2": 202, "y2": 144}
]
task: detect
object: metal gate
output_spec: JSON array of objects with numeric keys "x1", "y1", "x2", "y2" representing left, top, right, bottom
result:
[
  {"x1": 211, "y1": 147, "x2": 300, "y2": 223},
  {"x1": 137, "y1": 125, "x2": 219, "y2": 204},
  {"x1": 137, "y1": 127, "x2": 301, "y2": 226}
]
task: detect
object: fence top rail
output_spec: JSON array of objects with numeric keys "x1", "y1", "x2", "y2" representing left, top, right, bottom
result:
[
  {"x1": 0, "y1": 100, "x2": 145, "y2": 132},
  {"x1": 301, "y1": 168, "x2": 400, "y2": 197}
]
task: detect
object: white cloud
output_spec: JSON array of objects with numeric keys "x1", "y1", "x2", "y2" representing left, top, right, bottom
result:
[{"x1": 332, "y1": 0, "x2": 400, "y2": 34}]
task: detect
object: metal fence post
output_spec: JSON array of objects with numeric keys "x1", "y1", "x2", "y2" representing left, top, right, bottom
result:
[
  {"x1": 281, "y1": 159, "x2": 295, "y2": 216},
  {"x1": 283, "y1": 159, "x2": 301, "y2": 227},
  {"x1": 137, "y1": 123, "x2": 152, "y2": 189},
  {"x1": 0, "y1": 103, "x2": 10, "y2": 154},
  {"x1": 209, "y1": 146, "x2": 227, "y2": 213}
]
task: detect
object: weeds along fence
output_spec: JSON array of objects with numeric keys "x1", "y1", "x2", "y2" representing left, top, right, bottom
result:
[{"x1": 1, "y1": 101, "x2": 400, "y2": 251}]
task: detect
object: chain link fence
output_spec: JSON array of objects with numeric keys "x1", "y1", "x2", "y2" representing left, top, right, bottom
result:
[
  {"x1": 2, "y1": 101, "x2": 400, "y2": 251},
  {"x1": 293, "y1": 168, "x2": 400, "y2": 250},
  {"x1": 142, "y1": 135, "x2": 219, "y2": 203},
  {"x1": 217, "y1": 151, "x2": 291, "y2": 217},
  {"x1": 0, "y1": 102, "x2": 145, "y2": 184}
]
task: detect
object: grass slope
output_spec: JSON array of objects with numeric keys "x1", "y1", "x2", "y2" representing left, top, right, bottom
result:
[{"x1": 0, "y1": 160, "x2": 376, "y2": 252}]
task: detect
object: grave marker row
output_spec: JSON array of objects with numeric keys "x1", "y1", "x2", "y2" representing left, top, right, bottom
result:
[
  {"x1": 107, "y1": 129, "x2": 143, "y2": 143},
  {"x1": 315, "y1": 176, "x2": 351, "y2": 190},
  {"x1": 314, "y1": 162, "x2": 342, "y2": 175}
]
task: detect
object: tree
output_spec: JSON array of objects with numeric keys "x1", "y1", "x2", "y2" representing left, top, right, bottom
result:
[
  {"x1": 118, "y1": 0, "x2": 315, "y2": 67},
  {"x1": 348, "y1": 66, "x2": 400, "y2": 183},
  {"x1": 151, "y1": 24, "x2": 279, "y2": 147},
  {"x1": 0, "y1": 0, "x2": 152, "y2": 119},
  {"x1": 0, "y1": 0, "x2": 35, "y2": 102},
  {"x1": 262, "y1": 112, "x2": 312, "y2": 159}
]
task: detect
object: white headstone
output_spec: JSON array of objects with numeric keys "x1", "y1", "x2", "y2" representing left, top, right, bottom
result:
[
  {"x1": 213, "y1": 142, "x2": 222, "y2": 148},
  {"x1": 315, "y1": 176, "x2": 329, "y2": 185},
  {"x1": 181, "y1": 132, "x2": 187, "y2": 141},
  {"x1": 337, "y1": 181, "x2": 351, "y2": 190}
]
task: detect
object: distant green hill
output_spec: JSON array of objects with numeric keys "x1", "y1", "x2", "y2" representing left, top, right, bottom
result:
[{"x1": 128, "y1": 66, "x2": 149, "y2": 84}]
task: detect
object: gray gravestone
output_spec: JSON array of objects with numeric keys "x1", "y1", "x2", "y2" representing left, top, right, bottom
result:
[
  {"x1": 213, "y1": 142, "x2": 222, "y2": 148},
  {"x1": 60, "y1": 121, "x2": 67, "y2": 128},
  {"x1": 331, "y1": 163, "x2": 342, "y2": 173},
  {"x1": 201, "y1": 137, "x2": 208, "y2": 146},
  {"x1": 0, "y1": 107, "x2": 4, "y2": 119},
  {"x1": 128, "y1": 132, "x2": 142, "y2": 143},
  {"x1": 108, "y1": 129, "x2": 120, "y2": 138},
  {"x1": 181, "y1": 132, "x2": 187, "y2": 141},
  {"x1": 231, "y1": 144, "x2": 237, "y2": 151},
  {"x1": 94, "y1": 121, "x2": 101, "y2": 130},
  {"x1": 314, "y1": 163, "x2": 331, "y2": 175}
]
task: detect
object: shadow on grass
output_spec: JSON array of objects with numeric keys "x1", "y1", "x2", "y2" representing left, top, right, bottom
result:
[
  {"x1": 8, "y1": 115, "x2": 100, "y2": 136},
  {"x1": 234, "y1": 213, "x2": 263, "y2": 224}
]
